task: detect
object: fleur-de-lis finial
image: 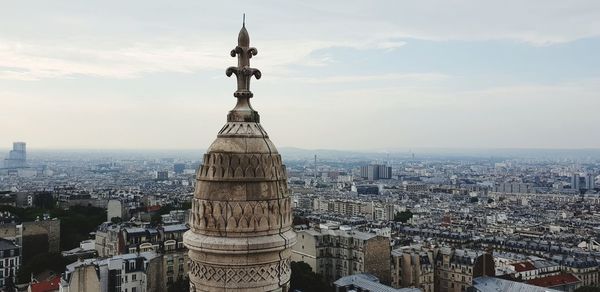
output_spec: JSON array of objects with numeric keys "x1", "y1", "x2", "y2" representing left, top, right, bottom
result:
[{"x1": 225, "y1": 17, "x2": 261, "y2": 122}]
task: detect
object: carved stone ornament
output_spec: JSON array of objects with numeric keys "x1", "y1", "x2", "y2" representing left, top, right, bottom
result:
[{"x1": 183, "y1": 17, "x2": 296, "y2": 292}]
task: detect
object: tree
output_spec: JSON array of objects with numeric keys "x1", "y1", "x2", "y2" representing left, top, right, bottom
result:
[
  {"x1": 394, "y1": 210, "x2": 413, "y2": 223},
  {"x1": 33, "y1": 192, "x2": 56, "y2": 209},
  {"x1": 110, "y1": 216, "x2": 122, "y2": 224},
  {"x1": 293, "y1": 215, "x2": 309, "y2": 226},
  {"x1": 167, "y1": 277, "x2": 190, "y2": 292},
  {"x1": 289, "y1": 261, "x2": 329, "y2": 292},
  {"x1": 150, "y1": 204, "x2": 175, "y2": 226},
  {"x1": 5, "y1": 269, "x2": 15, "y2": 292},
  {"x1": 470, "y1": 197, "x2": 479, "y2": 203},
  {"x1": 180, "y1": 201, "x2": 192, "y2": 210},
  {"x1": 17, "y1": 252, "x2": 68, "y2": 284},
  {"x1": 53, "y1": 205, "x2": 107, "y2": 249}
]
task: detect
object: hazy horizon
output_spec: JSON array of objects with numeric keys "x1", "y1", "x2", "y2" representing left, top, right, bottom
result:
[
  {"x1": 3, "y1": 145, "x2": 600, "y2": 151},
  {"x1": 6, "y1": 146, "x2": 600, "y2": 162},
  {"x1": 2, "y1": 1, "x2": 600, "y2": 150}
]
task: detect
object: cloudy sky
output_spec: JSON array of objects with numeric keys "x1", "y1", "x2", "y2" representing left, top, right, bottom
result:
[{"x1": 1, "y1": 0, "x2": 600, "y2": 150}]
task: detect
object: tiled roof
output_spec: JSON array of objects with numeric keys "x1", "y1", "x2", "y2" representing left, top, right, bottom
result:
[
  {"x1": 527, "y1": 273, "x2": 581, "y2": 288},
  {"x1": 30, "y1": 275, "x2": 60, "y2": 292},
  {"x1": 511, "y1": 261, "x2": 536, "y2": 272}
]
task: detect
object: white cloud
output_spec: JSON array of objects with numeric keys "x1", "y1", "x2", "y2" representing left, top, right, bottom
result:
[
  {"x1": 0, "y1": 38, "x2": 341, "y2": 80},
  {"x1": 1, "y1": 1, "x2": 599, "y2": 80},
  {"x1": 0, "y1": 41, "x2": 225, "y2": 80},
  {"x1": 265, "y1": 73, "x2": 449, "y2": 85}
]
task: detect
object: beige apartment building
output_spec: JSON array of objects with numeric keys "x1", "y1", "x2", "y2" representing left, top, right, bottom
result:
[
  {"x1": 292, "y1": 227, "x2": 391, "y2": 284},
  {"x1": 391, "y1": 246, "x2": 435, "y2": 292},
  {"x1": 391, "y1": 246, "x2": 495, "y2": 292},
  {"x1": 434, "y1": 247, "x2": 495, "y2": 292}
]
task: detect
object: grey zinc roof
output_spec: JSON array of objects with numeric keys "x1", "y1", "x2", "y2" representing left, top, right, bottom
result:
[
  {"x1": 0, "y1": 239, "x2": 18, "y2": 251},
  {"x1": 472, "y1": 276, "x2": 561, "y2": 292},
  {"x1": 162, "y1": 223, "x2": 188, "y2": 232},
  {"x1": 124, "y1": 227, "x2": 146, "y2": 233},
  {"x1": 305, "y1": 228, "x2": 378, "y2": 240},
  {"x1": 65, "y1": 258, "x2": 97, "y2": 273},
  {"x1": 334, "y1": 274, "x2": 421, "y2": 292},
  {"x1": 336, "y1": 230, "x2": 377, "y2": 240}
]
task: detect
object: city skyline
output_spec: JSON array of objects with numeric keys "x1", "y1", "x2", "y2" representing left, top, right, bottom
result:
[
  {"x1": 4, "y1": 3, "x2": 600, "y2": 292},
  {"x1": 2, "y1": 0, "x2": 600, "y2": 150}
]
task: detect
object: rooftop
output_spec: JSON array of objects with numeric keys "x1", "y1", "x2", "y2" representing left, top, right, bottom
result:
[
  {"x1": 333, "y1": 274, "x2": 421, "y2": 292},
  {"x1": 511, "y1": 261, "x2": 537, "y2": 272},
  {"x1": 527, "y1": 273, "x2": 581, "y2": 288},
  {"x1": 472, "y1": 276, "x2": 561, "y2": 292},
  {"x1": 0, "y1": 238, "x2": 18, "y2": 251},
  {"x1": 162, "y1": 223, "x2": 188, "y2": 232},
  {"x1": 30, "y1": 275, "x2": 60, "y2": 292}
]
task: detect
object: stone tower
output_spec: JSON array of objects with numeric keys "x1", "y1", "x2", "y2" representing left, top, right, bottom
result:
[{"x1": 183, "y1": 21, "x2": 296, "y2": 292}]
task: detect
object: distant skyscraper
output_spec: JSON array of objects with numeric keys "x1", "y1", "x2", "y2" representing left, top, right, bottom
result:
[
  {"x1": 585, "y1": 173, "x2": 596, "y2": 190},
  {"x1": 156, "y1": 171, "x2": 169, "y2": 181},
  {"x1": 183, "y1": 22, "x2": 295, "y2": 291},
  {"x1": 378, "y1": 164, "x2": 392, "y2": 179},
  {"x1": 173, "y1": 163, "x2": 185, "y2": 174},
  {"x1": 360, "y1": 164, "x2": 392, "y2": 180},
  {"x1": 314, "y1": 154, "x2": 318, "y2": 180},
  {"x1": 572, "y1": 173, "x2": 581, "y2": 190},
  {"x1": 3, "y1": 142, "x2": 26, "y2": 169}
]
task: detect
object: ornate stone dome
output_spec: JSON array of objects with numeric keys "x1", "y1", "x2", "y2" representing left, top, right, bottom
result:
[{"x1": 183, "y1": 20, "x2": 296, "y2": 292}]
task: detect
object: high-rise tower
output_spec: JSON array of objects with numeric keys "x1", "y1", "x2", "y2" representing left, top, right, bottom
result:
[
  {"x1": 183, "y1": 22, "x2": 296, "y2": 291},
  {"x1": 3, "y1": 142, "x2": 26, "y2": 169}
]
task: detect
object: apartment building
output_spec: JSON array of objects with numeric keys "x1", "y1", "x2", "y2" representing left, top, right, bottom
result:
[
  {"x1": 434, "y1": 248, "x2": 495, "y2": 292},
  {"x1": 59, "y1": 252, "x2": 165, "y2": 292},
  {"x1": 292, "y1": 227, "x2": 391, "y2": 284},
  {"x1": 391, "y1": 246, "x2": 435, "y2": 292},
  {"x1": 0, "y1": 239, "x2": 20, "y2": 289}
]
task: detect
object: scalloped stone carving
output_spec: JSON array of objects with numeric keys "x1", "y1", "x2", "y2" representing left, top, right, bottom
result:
[
  {"x1": 190, "y1": 198, "x2": 292, "y2": 234},
  {"x1": 198, "y1": 153, "x2": 287, "y2": 182}
]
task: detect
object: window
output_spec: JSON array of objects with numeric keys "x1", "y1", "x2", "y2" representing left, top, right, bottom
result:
[
  {"x1": 132, "y1": 274, "x2": 137, "y2": 281},
  {"x1": 132, "y1": 288, "x2": 137, "y2": 292}
]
